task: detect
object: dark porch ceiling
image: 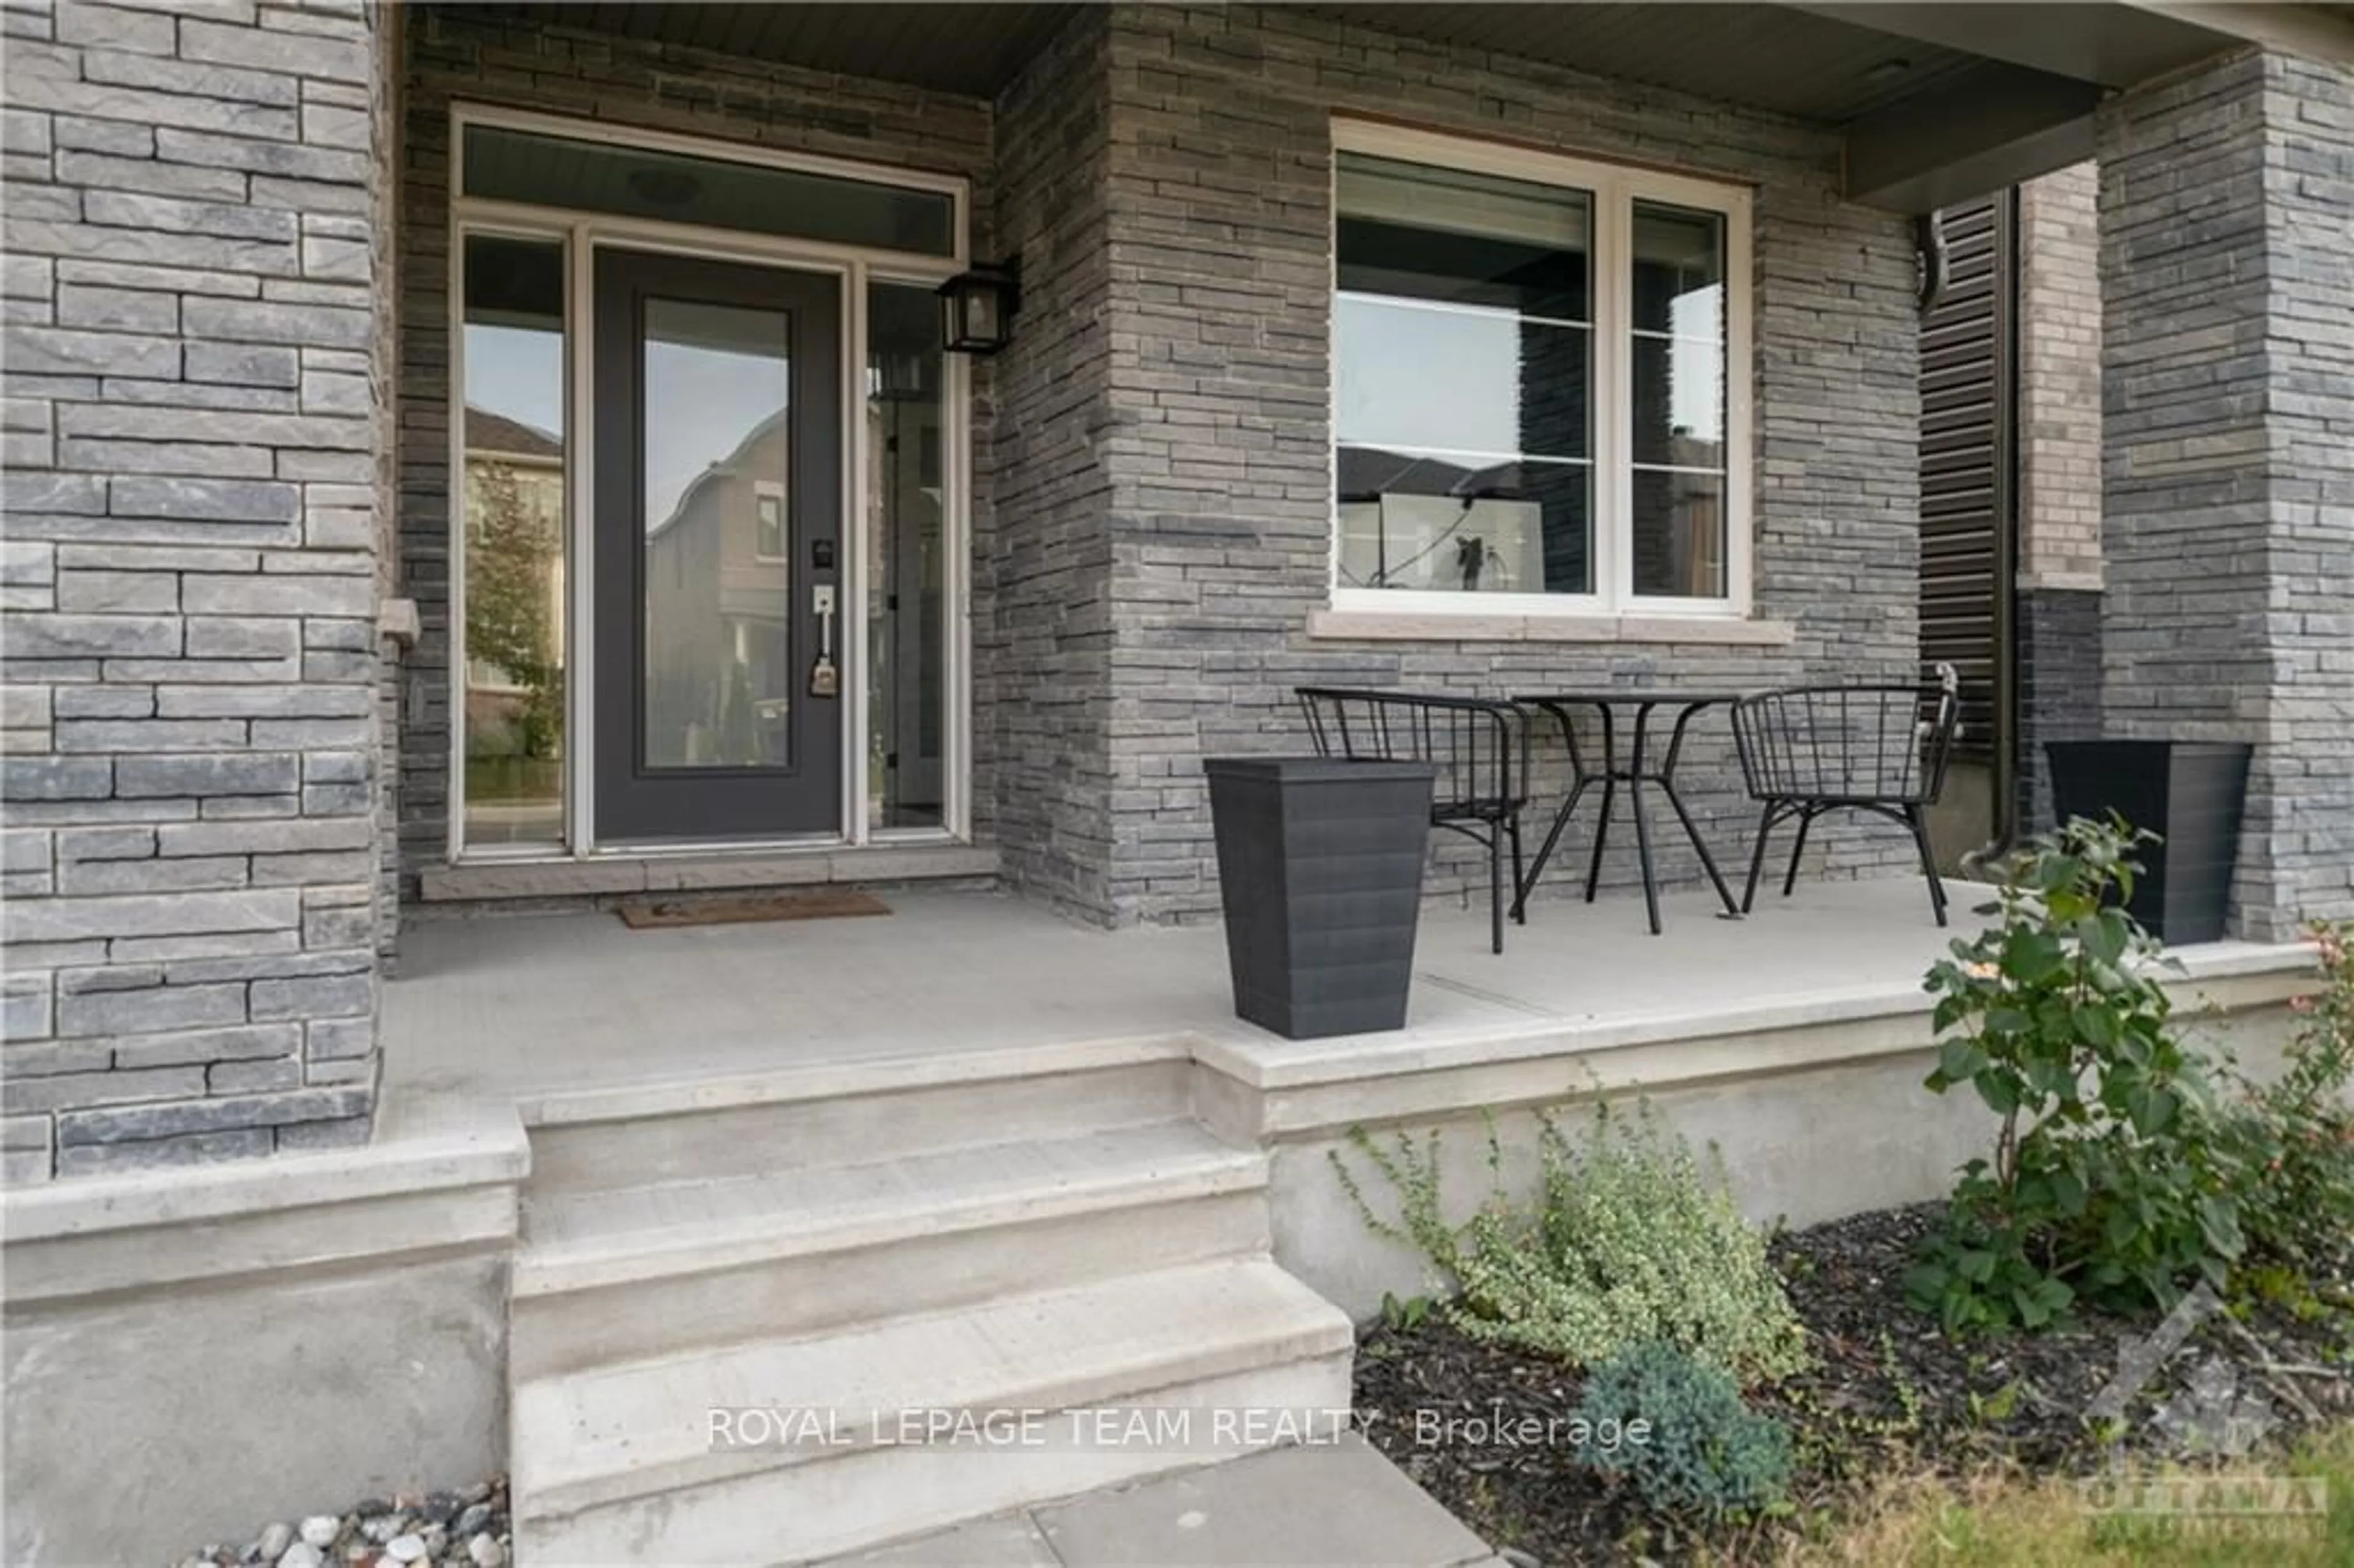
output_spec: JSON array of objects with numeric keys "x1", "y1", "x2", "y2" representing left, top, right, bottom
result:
[
  {"x1": 483, "y1": 3, "x2": 1081, "y2": 98},
  {"x1": 1303, "y1": 4, "x2": 1990, "y2": 122},
  {"x1": 479, "y1": 2, "x2": 2001, "y2": 117},
  {"x1": 467, "y1": 4, "x2": 2348, "y2": 209}
]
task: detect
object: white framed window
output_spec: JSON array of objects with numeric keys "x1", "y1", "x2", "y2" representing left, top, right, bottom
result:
[{"x1": 1330, "y1": 121, "x2": 1753, "y2": 618}]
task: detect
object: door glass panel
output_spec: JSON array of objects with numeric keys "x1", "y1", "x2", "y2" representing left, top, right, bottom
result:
[
  {"x1": 641, "y1": 297, "x2": 793, "y2": 769},
  {"x1": 460, "y1": 234, "x2": 568, "y2": 848},
  {"x1": 866, "y1": 281, "x2": 947, "y2": 830}
]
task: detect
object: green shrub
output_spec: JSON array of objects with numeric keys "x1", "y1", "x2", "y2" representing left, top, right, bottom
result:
[
  {"x1": 1574, "y1": 1341, "x2": 1793, "y2": 1520},
  {"x1": 2225, "y1": 919, "x2": 2354, "y2": 1270},
  {"x1": 1907, "y1": 816, "x2": 2250, "y2": 1333},
  {"x1": 1332, "y1": 1099, "x2": 1809, "y2": 1385}
]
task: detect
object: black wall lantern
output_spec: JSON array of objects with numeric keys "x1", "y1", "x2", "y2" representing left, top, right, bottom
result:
[{"x1": 937, "y1": 259, "x2": 1020, "y2": 354}]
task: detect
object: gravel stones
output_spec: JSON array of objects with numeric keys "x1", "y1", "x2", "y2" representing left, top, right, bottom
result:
[{"x1": 177, "y1": 1479, "x2": 509, "y2": 1568}]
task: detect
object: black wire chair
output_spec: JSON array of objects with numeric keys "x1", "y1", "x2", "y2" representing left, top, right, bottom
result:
[
  {"x1": 1730, "y1": 668, "x2": 1961, "y2": 926},
  {"x1": 1295, "y1": 687, "x2": 1529, "y2": 954}
]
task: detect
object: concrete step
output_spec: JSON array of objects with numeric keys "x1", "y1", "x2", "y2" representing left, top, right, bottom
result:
[
  {"x1": 512, "y1": 1256, "x2": 1356, "y2": 1566},
  {"x1": 525, "y1": 1045, "x2": 1194, "y2": 1198},
  {"x1": 511, "y1": 1121, "x2": 1273, "y2": 1379},
  {"x1": 812, "y1": 1435, "x2": 1496, "y2": 1568}
]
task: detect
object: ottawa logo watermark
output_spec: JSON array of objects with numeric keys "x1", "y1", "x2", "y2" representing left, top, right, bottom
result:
[{"x1": 2075, "y1": 1282, "x2": 2329, "y2": 1543}]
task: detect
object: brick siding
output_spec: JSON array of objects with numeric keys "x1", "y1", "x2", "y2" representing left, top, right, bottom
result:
[
  {"x1": 2016, "y1": 162, "x2": 2103, "y2": 590},
  {"x1": 2013, "y1": 162, "x2": 2104, "y2": 837}
]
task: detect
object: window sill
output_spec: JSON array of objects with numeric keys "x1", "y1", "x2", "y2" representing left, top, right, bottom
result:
[{"x1": 1304, "y1": 608, "x2": 1797, "y2": 646}]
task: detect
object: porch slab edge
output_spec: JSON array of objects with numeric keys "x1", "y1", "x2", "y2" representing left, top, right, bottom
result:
[
  {"x1": 1194, "y1": 937, "x2": 2316, "y2": 1139},
  {"x1": 417, "y1": 843, "x2": 1002, "y2": 902},
  {"x1": 517, "y1": 1033, "x2": 1197, "y2": 1127}
]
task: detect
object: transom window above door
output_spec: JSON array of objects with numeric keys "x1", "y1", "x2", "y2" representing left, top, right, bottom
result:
[
  {"x1": 1331, "y1": 123, "x2": 1752, "y2": 615},
  {"x1": 460, "y1": 121, "x2": 962, "y2": 262}
]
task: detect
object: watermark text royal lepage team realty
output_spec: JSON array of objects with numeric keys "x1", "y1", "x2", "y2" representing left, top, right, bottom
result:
[{"x1": 706, "y1": 1404, "x2": 1653, "y2": 1455}]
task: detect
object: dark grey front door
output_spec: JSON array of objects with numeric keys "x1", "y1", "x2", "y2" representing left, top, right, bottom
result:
[{"x1": 592, "y1": 249, "x2": 842, "y2": 842}]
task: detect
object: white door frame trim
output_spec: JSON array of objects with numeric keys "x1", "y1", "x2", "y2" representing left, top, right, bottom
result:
[{"x1": 444, "y1": 101, "x2": 975, "y2": 866}]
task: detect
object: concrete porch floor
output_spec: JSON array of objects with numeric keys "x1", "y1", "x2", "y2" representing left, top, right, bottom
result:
[{"x1": 382, "y1": 874, "x2": 2001, "y2": 1109}]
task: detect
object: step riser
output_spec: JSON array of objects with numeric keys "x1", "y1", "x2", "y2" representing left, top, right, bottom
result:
[
  {"x1": 512, "y1": 1187, "x2": 1274, "y2": 1383},
  {"x1": 527, "y1": 1061, "x2": 1195, "y2": 1198},
  {"x1": 517, "y1": 1353, "x2": 1354, "y2": 1567}
]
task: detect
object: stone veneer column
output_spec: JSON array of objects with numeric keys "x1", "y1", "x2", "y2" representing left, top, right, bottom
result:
[
  {"x1": 985, "y1": 7, "x2": 1121, "y2": 920},
  {"x1": 2097, "y1": 47, "x2": 2354, "y2": 939},
  {"x1": 1, "y1": 0, "x2": 394, "y2": 1177},
  {"x1": 2014, "y1": 162, "x2": 2105, "y2": 834}
]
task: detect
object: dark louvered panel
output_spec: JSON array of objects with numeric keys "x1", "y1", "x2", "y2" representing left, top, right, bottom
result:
[{"x1": 1918, "y1": 196, "x2": 2009, "y2": 761}]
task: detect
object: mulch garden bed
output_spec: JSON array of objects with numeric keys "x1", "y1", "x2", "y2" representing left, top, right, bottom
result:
[{"x1": 1354, "y1": 1203, "x2": 2354, "y2": 1566}]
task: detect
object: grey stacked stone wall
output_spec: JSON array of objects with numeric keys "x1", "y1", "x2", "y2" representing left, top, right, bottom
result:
[
  {"x1": 1087, "y1": 2, "x2": 1922, "y2": 923},
  {"x1": 2096, "y1": 48, "x2": 2354, "y2": 938},
  {"x1": 393, "y1": 8, "x2": 997, "y2": 892},
  {"x1": 988, "y1": 10, "x2": 1121, "y2": 915},
  {"x1": 2258, "y1": 54, "x2": 2354, "y2": 932},
  {"x1": 0, "y1": 0, "x2": 392, "y2": 1179},
  {"x1": 373, "y1": 8, "x2": 403, "y2": 964},
  {"x1": 2017, "y1": 587, "x2": 2102, "y2": 834},
  {"x1": 2013, "y1": 162, "x2": 2104, "y2": 835}
]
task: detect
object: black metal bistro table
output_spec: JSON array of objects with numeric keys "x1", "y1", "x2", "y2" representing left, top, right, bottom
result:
[{"x1": 1511, "y1": 689, "x2": 1747, "y2": 935}]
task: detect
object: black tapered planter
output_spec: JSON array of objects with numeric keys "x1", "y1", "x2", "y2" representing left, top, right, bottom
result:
[
  {"x1": 2046, "y1": 740, "x2": 2252, "y2": 944},
  {"x1": 1205, "y1": 757, "x2": 1436, "y2": 1040}
]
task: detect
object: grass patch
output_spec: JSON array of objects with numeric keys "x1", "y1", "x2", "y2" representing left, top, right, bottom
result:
[
  {"x1": 464, "y1": 755, "x2": 562, "y2": 803},
  {"x1": 1780, "y1": 1423, "x2": 2354, "y2": 1566}
]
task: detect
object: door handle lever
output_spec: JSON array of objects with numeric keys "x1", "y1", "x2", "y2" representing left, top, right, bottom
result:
[{"x1": 811, "y1": 584, "x2": 838, "y2": 698}]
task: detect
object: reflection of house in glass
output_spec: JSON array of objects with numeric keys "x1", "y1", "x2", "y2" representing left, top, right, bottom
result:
[
  {"x1": 863, "y1": 327, "x2": 947, "y2": 827},
  {"x1": 1336, "y1": 446, "x2": 1553, "y2": 593},
  {"x1": 1626, "y1": 428, "x2": 1727, "y2": 599},
  {"x1": 462, "y1": 406, "x2": 566, "y2": 843},
  {"x1": 642, "y1": 411, "x2": 794, "y2": 768},
  {"x1": 1338, "y1": 428, "x2": 1719, "y2": 598}
]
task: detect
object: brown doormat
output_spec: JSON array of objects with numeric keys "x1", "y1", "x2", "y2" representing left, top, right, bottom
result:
[{"x1": 616, "y1": 889, "x2": 892, "y2": 929}]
